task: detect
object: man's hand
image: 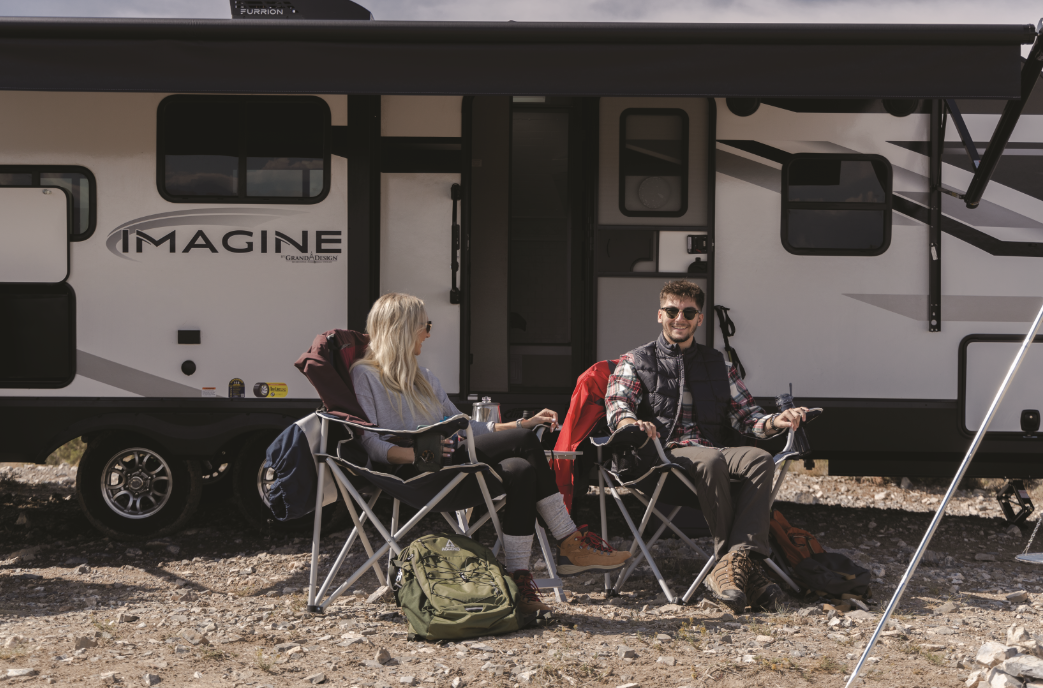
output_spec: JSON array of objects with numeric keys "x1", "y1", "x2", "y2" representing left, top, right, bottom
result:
[
  {"x1": 772, "y1": 407, "x2": 810, "y2": 431},
  {"x1": 618, "y1": 417, "x2": 659, "y2": 441}
]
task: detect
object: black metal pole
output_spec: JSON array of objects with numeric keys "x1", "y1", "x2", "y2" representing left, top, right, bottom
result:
[
  {"x1": 928, "y1": 100, "x2": 944, "y2": 332},
  {"x1": 964, "y1": 23, "x2": 1043, "y2": 208}
]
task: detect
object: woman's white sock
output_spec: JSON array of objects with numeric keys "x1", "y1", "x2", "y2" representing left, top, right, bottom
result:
[
  {"x1": 536, "y1": 493, "x2": 578, "y2": 542},
  {"x1": 503, "y1": 533, "x2": 533, "y2": 573}
]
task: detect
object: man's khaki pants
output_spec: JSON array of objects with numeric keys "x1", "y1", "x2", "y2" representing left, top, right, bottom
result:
[{"x1": 640, "y1": 444, "x2": 774, "y2": 560}]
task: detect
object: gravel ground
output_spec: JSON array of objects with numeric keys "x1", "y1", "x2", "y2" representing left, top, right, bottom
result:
[{"x1": 3, "y1": 462, "x2": 1043, "y2": 688}]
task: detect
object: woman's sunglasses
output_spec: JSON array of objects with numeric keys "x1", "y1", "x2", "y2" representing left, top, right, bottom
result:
[
  {"x1": 426, "y1": 321, "x2": 432, "y2": 333},
  {"x1": 660, "y1": 307, "x2": 701, "y2": 320}
]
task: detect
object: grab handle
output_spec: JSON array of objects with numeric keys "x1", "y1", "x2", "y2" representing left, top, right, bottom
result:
[{"x1": 450, "y1": 184, "x2": 462, "y2": 305}]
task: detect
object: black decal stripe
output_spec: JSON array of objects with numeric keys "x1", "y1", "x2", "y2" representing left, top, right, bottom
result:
[
  {"x1": 717, "y1": 140, "x2": 792, "y2": 165},
  {"x1": 893, "y1": 195, "x2": 1043, "y2": 257}
]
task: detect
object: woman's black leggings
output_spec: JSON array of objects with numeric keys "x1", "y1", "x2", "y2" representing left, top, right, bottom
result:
[{"x1": 450, "y1": 428, "x2": 561, "y2": 536}]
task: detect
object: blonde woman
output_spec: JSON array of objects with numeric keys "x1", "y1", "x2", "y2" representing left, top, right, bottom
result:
[{"x1": 350, "y1": 293, "x2": 630, "y2": 615}]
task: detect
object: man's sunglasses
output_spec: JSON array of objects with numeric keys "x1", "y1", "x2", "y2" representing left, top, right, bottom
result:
[{"x1": 660, "y1": 307, "x2": 701, "y2": 320}]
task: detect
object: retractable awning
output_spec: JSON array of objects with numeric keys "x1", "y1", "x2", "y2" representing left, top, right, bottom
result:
[{"x1": 0, "y1": 19, "x2": 1033, "y2": 98}]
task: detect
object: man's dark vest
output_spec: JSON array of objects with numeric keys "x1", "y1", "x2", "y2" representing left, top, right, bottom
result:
[{"x1": 628, "y1": 334, "x2": 732, "y2": 447}]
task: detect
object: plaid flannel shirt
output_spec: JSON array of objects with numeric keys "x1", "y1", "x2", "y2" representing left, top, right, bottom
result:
[{"x1": 605, "y1": 351, "x2": 781, "y2": 448}]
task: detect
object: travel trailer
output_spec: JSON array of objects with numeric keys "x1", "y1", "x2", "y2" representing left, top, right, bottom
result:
[{"x1": 1, "y1": 1, "x2": 1042, "y2": 537}]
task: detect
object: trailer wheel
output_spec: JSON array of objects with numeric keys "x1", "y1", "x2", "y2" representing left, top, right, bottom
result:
[
  {"x1": 76, "y1": 434, "x2": 203, "y2": 539},
  {"x1": 232, "y1": 432, "x2": 348, "y2": 533}
]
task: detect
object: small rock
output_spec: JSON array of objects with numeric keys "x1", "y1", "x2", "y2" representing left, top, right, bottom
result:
[
  {"x1": 142, "y1": 673, "x2": 161, "y2": 687},
  {"x1": 978, "y1": 642, "x2": 1020, "y2": 668},
  {"x1": 376, "y1": 647, "x2": 392, "y2": 665},
  {"x1": 367, "y1": 586, "x2": 392, "y2": 604},
  {"x1": 305, "y1": 673, "x2": 327, "y2": 685},
  {"x1": 74, "y1": 636, "x2": 97, "y2": 650},
  {"x1": 15, "y1": 512, "x2": 27, "y2": 525},
  {"x1": 1008, "y1": 591, "x2": 1031, "y2": 604},
  {"x1": 656, "y1": 656, "x2": 676, "y2": 666},
  {"x1": 125, "y1": 548, "x2": 142, "y2": 556},
  {"x1": 719, "y1": 635, "x2": 732, "y2": 644},
  {"x1": 1008, "y1": 525, "x2": 1024, "y2": 538},
  {"x1": 827, "y1": 633, "x2": 849, "y2": 642},
  {"x1": 659, "y1": 604, "x2": 683, "y2": 614},
  {"x1": 616, "y1": 684, "x2": 641, "y2": 688},
  {"x1": 618, "y1": 645, "x2": 637, "y2": 659},
  {"x1": 901, "y1": 477, "x2": 912, "y2": 490},
  {"x1": 174, "y1": 645, "x2": 190, "y2": 655},
  {"x1": 275, "y1": 642, "x2": 300, "y2": 652},
  {"x1": 450, "y1": 678, "x2": 466, "y2": 688},
  {"x1": 935, "y1": 601, "x2": 959, "y2": 615},
  {"x1": 755, "y1": 635, "x2": 774, "y2": 646},
  {"x1": 75, "y1": 564, "x2": 90, "y2": 574},
  {"x1": 398, "y1": 677, "x2": 416, "y2": 686},
  {"x1": 969, "y1": 670, "x2": 985, "y2": 687},
  {"x1": 118, "y1": 613, "x2": 139, "y2": 623},
  {"x1": 6, "y1": 669, "x2": 38, "y2": 678},
  {"x1": 166, "y1": 545, "x2": 180, "y2": 555},
  {"x1": 871, "y1": 564, "x2": 886, "y2": 578},
  {"x1": 977, "y1": 553, "x2": 998, "y2": 562},
  {"x1": 1010, "y1": 626, "x2": 1033, "y2": 645},
  {"x1": 874, "y1": 491, "x2": 888, "y2": 501},
  {"x1": 178, "y1": 629, "x2": 206, "y2": 646},
  {"x1": 655, "y1": 634, "x2": 672, "y2": 641}
]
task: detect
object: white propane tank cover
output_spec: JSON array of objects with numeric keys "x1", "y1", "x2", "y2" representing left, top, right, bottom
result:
[{"x1": 0, "y1": 187, "x2": 69, "y2": 282}]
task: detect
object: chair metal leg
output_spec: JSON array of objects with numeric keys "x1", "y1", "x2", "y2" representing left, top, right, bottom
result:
[
  {"x1": 599, "y1": 466, "x2": 675, "y2": 603},
  {"x1": 613, "y1": 473, "x2": 667, "y2": 592},
  {"x1": 307, "y1": 461, "x2": 327, "y2": 610},
  {"x1": 317, "y1": 484, "x2": 383, "y2": 602},
  {"x1": 682, "y1": 555, "x2": 717, "y2": 603},
  {"x1": 763, "y1": 557, "x2": 801, "y2": 592},
  {"x1": 770, "y1": 459, "x2": 792, "y2": 507},
  {"x1": 534, "y1": 524, "x2": 565, "y2": 602},
  {"x1": 387, "y1": 499, "x2": 400, "y2": 586},
  {"x1": 615, "y1": 505, "x2": 682, "y2": 591},
  {"x1": 334, "y1": 471, "x2": 385, "y2": 586},
  {"x1": 597, "y1": 449, "x2": 611, "y2": 595}
]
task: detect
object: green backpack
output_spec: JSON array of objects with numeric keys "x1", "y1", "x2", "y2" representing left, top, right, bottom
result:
[{"x1": 392, "y1": 533, "x2": 527, "y2": 641}]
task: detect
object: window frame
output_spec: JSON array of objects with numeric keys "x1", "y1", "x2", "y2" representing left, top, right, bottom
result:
[
  {"x1": 0, "y1": 165, "x2": 97, "y2": 242},
  {"x1": 618, "y1": 107, "x2": 689, "y2": 218},
  {"x1": 156, "y1": 94, "x2": 332, "y2": 205},
  {"x1": 781, "y1": 153, "x2": 893, "y2": 256}
]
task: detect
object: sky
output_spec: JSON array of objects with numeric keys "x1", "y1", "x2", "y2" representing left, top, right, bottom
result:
[{"x1": 0, "y1": 0, "x2": 1037, "y2": 26}]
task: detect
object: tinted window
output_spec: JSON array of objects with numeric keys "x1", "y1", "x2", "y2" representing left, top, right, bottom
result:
[
  {"x1": 158, "y1": 96, "x2": 330, "y2": 203},
  {"x1": 0, "y1": 284, "x2": 75, "y2": 388},
  {"x1": 782, "y1": 155, "x2": 892, "y2": 256},
  {"x1": 619, "y1": 109, "x2": 688, "y2": 216},
  {"x1": 0, "y1": 167, "x2": 96, "y2": 239}
]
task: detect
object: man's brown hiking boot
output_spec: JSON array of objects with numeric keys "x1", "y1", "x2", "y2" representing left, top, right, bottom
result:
[
  {"x1": 706, "y1": 550, "x2": 749, "y2": 614},
  {"x1": 746, "y1": 561, "x2": 787, "y2": 612},
  {"x1": 512, "y1": 570, "x2": 552, "y2": 616},
  {"x1": 556, "y1": 527, "x2": 630, "y2": 576}
]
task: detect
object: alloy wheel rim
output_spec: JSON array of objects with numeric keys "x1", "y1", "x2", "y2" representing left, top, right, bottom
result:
[
  {"x1": 100, "y1": 448, "x2": 173, "y2": 519},
  {"x1": 256, "y1": 463, "x2": 275, "y2": 507}
]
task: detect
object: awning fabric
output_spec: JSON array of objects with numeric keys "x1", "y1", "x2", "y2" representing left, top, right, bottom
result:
[{"x1": 0, "y1": 19, "x2": 1033, "y2": 98}]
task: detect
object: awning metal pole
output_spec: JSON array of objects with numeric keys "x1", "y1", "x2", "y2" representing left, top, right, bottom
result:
[{"x1": 845, "y1": 298, "x2": 1043, "y2": 688}]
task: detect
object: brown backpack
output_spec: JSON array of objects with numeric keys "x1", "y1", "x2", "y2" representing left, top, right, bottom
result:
[{"x1": 769, "y1": 509, "x2": 825, "y2": 567}]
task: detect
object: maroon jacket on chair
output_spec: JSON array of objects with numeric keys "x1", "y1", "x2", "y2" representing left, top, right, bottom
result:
[{"x1": 294, "y1": 329, "x2": 372, "y2": 423}]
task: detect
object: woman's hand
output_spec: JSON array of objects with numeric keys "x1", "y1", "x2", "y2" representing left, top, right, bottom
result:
[
  {"x1": 442, "y1": 436, "x2": 458, "y2": 458},
  {"x1": 772, "y1": 407, "x2": 809, "y2": 431},
  {"x1": 522, "y1": 408, "x2": 558, "y2": 431}
]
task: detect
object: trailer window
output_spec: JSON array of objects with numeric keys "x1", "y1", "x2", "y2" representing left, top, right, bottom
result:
[
  {"x1": 158, "y1": 96, "x2": 331, "y2": 203},
  {"x1": 0, "y1": 167, "x2": 96, "y2": 240},
  {"x1": 619, "y1": 109, "x2": 688, "y2": 217},
  {"x1": 781, "y1": 155, "x2": 892, "y2": 255}
]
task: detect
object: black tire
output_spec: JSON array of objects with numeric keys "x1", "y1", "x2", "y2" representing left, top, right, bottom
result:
[
  {"x1": 76, "y1": 433, "x2": 203, "y2": 540},
  {"x1": 232, "y1": 432, "x2": 349, "y2": 533}
]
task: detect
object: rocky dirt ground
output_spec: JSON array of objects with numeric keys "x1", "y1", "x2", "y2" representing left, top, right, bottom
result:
[{"x1": 3, "y1": 462, "x2": 1043, "y2": 688}]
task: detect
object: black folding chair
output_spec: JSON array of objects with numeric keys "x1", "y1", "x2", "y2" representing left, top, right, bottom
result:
[{"x1": 305, "y1": 412, "x2": 564, "y2": 613}]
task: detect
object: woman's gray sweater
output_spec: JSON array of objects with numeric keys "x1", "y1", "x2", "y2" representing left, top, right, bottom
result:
[{"x1": 350, "y1": 363, "x2": 494, "y2": 467}]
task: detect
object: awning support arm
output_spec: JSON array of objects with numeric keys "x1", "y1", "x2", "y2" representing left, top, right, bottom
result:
[
  {"x1": 963, "y1": 21, "x2": 1043, "y2": 208},
  {"x1": 943, "y1": 98, "x2": 980, "y2": 170}
]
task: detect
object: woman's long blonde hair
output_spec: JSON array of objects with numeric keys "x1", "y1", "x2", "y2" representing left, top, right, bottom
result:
[{"x1": 352, "y1": 293, "x2": 442, "y2": 422}]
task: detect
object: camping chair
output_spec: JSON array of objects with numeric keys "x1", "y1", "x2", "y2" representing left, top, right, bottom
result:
[
  {"x1": 302, "y1": 412, "x2": 565, "y2": 614},
  {"x1": 592, "y1": 399, "x2": 820, "y2": 605}
]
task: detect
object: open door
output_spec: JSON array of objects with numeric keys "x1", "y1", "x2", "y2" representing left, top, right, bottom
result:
[{"x1": 464, "y1": 96, "x2": 588, "y2": 398}]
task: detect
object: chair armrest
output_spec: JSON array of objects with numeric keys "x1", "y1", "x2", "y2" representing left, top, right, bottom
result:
[
  {"x1": 317, "y1": 410, "x2": 470, "y2": 440},
  {"x1": 589, "y1": 423, "x2": 649, "y2": 450}
]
